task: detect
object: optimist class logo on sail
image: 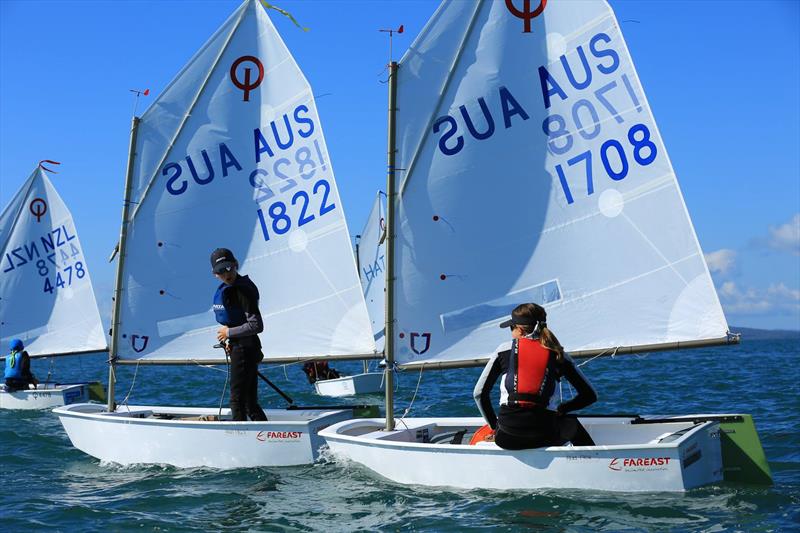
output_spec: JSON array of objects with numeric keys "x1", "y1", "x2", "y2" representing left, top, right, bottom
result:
[{"x1": 432, "y1": 26, "x2": 661, "y2": 208}]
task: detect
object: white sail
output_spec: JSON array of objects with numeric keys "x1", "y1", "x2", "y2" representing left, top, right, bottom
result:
[
  {"x1": 357, "y1": 193, "x2": 386, "y2": 352},
  {"x1": 392, "y1": 0, "x2": 728, "y2": 366},
  {"x1": 116, "y1": 0, "x2": 375, "y2": 362},
  {"x1": 0, "y1": 167, "x2": 106, "y2": 356}
]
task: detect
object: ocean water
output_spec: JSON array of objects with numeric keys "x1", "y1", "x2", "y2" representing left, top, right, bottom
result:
[{"x1": 2, "y1": 338, "x2": 798, "y2": 532}]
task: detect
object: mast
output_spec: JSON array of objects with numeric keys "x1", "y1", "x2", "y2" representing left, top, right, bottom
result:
[
  {"x1": 107, "y1": 116, "x2": 140, "y2": 412},
  {"x1": 384, "y1": 61, "x2": 399, "y2": 431}
]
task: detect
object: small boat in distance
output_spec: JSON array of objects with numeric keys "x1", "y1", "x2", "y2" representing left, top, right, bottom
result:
[
  {"x1": 0, "y1": 163, "x2": 107, "y2": 409},
  {"x1": 313, "y1": 192, "x2": 387, "y2": 397}
]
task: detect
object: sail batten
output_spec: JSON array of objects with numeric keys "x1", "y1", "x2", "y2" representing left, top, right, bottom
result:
[
  {"x1": 390, "y1": 0, "x2": 729, "y2": 367},
  {"x1": 115, "y1": 0, "x2": 375, "y2": 362}
]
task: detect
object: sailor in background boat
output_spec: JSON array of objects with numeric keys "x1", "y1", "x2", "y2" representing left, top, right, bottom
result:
[
  {"x1": 3, "y1": 339, "x2": 38, "y2": 391},
  {"x1": 211, "y1": 248, "x2": 268, "y2": 422},
  {"x1": 473, "y1": 304, "x2": 597, "y2": 450}
]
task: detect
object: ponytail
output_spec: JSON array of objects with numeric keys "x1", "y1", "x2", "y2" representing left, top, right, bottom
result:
[
  {"x1": 509, "y1": 303, "x2": 564, "y2": 361},
  {"x1": 538, "y1": 324, "x2": 565, "y2": 362}
]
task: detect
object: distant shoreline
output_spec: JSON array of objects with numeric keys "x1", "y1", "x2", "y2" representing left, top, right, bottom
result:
[{"x1": 730, "y1": 326, "x2": 800, "y2": 340}]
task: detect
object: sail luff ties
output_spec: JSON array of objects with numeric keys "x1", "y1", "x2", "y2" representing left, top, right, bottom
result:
[
  {"x1": 397, "y1": 0, "x2": 485, "y2": 196},
  {"x1": 127, "y1": 3, "x2": 249, "y2": 223}
]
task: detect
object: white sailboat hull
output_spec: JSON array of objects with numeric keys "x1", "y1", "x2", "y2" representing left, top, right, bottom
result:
[
  {"x1": 314, "y1": 372, "x2": 385, "y2": 397},
  {"x1": 320, "y1": 416, "x2": 724, "y2": 492},
  {"x1": 54, "y1": 403, "x2": 353, "y2": 468},
  {"x1": 0, "y1": 383, "x2": 92, "y2": 410}
]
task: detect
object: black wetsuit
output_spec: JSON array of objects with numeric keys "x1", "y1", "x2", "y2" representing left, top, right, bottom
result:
[
  {"x1": 473, "y1": 342, "x2": 597, "y2": 449},
  {"x1": 223, "y1": 275, "x2": 268, "y2": 422}
]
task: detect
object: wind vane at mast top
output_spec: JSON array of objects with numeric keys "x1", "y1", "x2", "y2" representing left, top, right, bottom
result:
[
  {"x1": 129, "y1": 88, "x2": 150, "y2": 118},
  {"x1": 379, "y1": 24, "x2": 404, "y2": 65}
]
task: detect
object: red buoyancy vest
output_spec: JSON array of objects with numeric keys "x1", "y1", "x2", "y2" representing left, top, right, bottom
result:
[{"x1": 504, "y1": 338, "x2": 558, "y2": 408}]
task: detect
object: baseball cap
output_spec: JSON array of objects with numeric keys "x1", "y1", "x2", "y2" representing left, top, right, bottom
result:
[{"x1": 210, "y1": 248, "x2": 237, "y2": 274}]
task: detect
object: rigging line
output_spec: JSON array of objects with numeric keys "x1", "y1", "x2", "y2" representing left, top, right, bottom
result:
[
  {"x1": 577, "y1": 346, "x2": 620, "y2": 368},
  {"x1": 45, "y1": 358, "x2": 55, "y2": 383},
  {"x1": 399, "y1": 362, "x2": 425, "y2": 424},
  {"x1": 219, "y1": 349, "x2": 231, "y2": 418},
  {"x1": 191, "y1": 360, "x2": 228, "y2": 373},
  {"x1": 120, "y1": 360, "x2": 140, "y2": 411}
]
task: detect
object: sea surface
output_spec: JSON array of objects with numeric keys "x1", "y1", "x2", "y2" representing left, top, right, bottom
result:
[{"x1": 2, "y1": 338, "x2": 798, "y2": 532}]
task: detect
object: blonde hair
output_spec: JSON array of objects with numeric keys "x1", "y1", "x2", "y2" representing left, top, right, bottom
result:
[{"x1": 512, "y1": 303, "x2": 565, "y2": 361}]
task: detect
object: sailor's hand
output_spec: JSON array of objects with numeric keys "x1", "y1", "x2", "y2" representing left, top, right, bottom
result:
[
  {"x1": 217, "y1": 326, "x2": 229, "y2": 342},
  {"x1": 485, "y1": 431, "x2": 495, "y2": 442}
]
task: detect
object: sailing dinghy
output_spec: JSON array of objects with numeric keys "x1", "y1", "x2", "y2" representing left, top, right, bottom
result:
[
  {"x1": 1, "y1": 164, "x2": 107, "y2": 409},
  {"x1": 320, "y1": 0, "x2": 772, "y2": 491},
  {"x1": 314, "y1": 193, "x2": 386, "y2": 397},
  {"x1": 55, "y1": 0, "x2": 379, "y2": 468}
]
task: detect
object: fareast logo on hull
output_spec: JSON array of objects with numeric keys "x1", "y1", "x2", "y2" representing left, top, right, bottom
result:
[
  {"x1": 256, "y1": 431, "x2": 303, "y2": 442},
  {"x1": 609, "y1": 457, "x2": 671, "y2": 471}
]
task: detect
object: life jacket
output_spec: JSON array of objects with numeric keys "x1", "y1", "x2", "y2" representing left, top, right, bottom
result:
[
  {"x1": 4, "y1": 351, "x2": 24, "y2": 380},
  {"x1": 504, "y1": 338, "x2": 558, "y2": 408},
  {"x1": 213, "y1": 283, "x2": 247, "y2": 327}
]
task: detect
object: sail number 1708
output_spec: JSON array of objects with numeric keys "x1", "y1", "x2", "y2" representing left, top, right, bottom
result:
[{"x1": 554, "y1": 123, "x2": 657, "y2": 205}]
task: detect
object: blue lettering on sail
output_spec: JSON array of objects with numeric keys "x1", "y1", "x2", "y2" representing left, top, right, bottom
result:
[
  {"x1": 425, "y1": 23, "x2": 658, "y2": 207},
  {"x1": 163, "y1": 105, "x2": 317, "y2": 196}
]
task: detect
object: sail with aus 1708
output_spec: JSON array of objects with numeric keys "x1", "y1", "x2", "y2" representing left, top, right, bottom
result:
[
  {"x1": 115, "y1": 0, "x2": 375, "y2": 363},
  {"x1": 0, "y1": 166, "x2": 106, "y2": 357},
  {"x1": 392, "y1": 0, "x2": 729, "y2": 368}
]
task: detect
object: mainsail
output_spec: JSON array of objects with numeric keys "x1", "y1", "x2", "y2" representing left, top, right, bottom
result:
[
  {"x1": 0, "y1": 166, "x2": 106, "y2": 356},
  {"x1": 115, "y1": 0, "x2": 375, "y2": 363},
  {"x1": 392, "y1": 0, "x2": 728, "y2": 367},
  {"x1": 357, "y1": 193, "x2": 386, "y2": 352}
]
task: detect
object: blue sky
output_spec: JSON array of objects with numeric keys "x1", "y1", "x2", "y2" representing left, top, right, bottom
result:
[{"x1": 1, "y1": 0, "x2": 798, "y2": 330}]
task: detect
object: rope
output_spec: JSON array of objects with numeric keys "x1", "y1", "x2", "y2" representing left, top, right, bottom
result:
[
  {"x1": 577, "y1": 346, "x2": 620, "y2": 368},
  {"x1": 218, "y1": 350, "x2": 230, "y2": 418},
  {"x1": 399, "y1": 363, "x2": 425, "y2": 424},
  {"x1": 45, "y1": 357, "x2": 55, "y2": 382},
  {"x1": 120, "y1": 361, "x2": 140, "y2": 412},
  {"x1": 191, "y1": 360, "x2": 228, "y2": 373}
]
